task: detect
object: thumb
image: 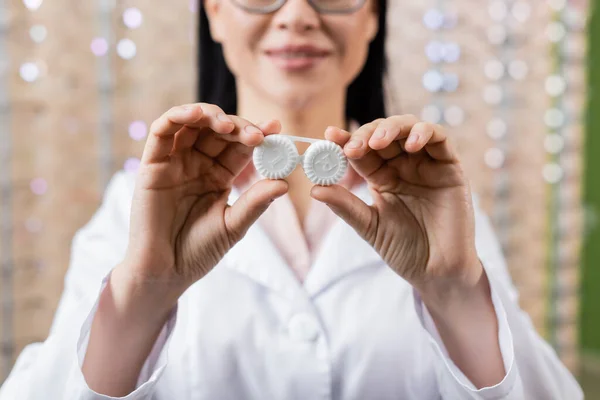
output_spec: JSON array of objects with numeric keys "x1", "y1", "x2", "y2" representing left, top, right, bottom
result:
[
  {"x1": 224, "y1": 179, "x2": 288, "y2": 241},
  {"x1": 310, "y1": 184, "x2": 375, "y2": 242}
]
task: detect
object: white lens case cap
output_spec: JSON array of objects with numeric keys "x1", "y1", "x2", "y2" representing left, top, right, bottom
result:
[
  {"x1": 253, "y1": 134, "x2": 347, "y2": 186},
  {"x1": 302, "y1": 140, "x2": 347, "y2": 186},
  {"x1": 253, "y1": 135, "x2": 299, "y2": 180}
]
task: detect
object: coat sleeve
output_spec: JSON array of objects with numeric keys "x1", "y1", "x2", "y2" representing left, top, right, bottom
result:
[
  {"x1": 0, "y1": 171, "x2": 177, "y2": 400},
  {"x1": 412, "y1": 194, "x2": 584, "y2": 400}
]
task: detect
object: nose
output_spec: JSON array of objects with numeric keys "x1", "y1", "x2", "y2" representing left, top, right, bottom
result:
[{"x1": 272, "y1": 0, "x2": 320, "y2": 32}]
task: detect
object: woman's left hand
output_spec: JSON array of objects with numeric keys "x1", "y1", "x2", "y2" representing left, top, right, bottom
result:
[
  {"x1": 311, "y1": 115, "x2": 483, "y2": 298},
  {"x1": 313, "y1": 116, "x2": 507, "y2": 388}
]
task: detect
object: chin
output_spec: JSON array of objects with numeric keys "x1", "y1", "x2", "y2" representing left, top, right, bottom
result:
[{"x1": 276, "y1": 91, "x2": 320, "y2": 111}]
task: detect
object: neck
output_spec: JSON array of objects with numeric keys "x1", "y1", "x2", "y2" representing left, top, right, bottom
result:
[{"x1": 236, "y1": 83, "x2": 347, "y2": 140}]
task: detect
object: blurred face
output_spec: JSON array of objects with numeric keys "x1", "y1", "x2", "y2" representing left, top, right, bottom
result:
[{"x1": 204, "y1": 0, "x2": 379, "y2": 110}]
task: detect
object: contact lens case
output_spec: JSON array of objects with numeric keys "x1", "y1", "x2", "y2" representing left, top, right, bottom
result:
[{"x1": 253, "y1": 134, "x2": 347, "y2": 186}]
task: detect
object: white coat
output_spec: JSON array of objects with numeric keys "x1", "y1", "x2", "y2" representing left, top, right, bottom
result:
[{"x1": 0, "y1": 171, "x2": 583, "y2": 399}]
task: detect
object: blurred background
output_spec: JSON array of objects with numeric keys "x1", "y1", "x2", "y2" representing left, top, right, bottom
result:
[{"x1": 0, "y1": 0, "x2": 598, "y2": 396}]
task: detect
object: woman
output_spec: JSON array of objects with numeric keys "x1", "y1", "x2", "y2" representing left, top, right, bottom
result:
[{"x1": 0, "y1": 0, "x2": 583, "y2": 398}]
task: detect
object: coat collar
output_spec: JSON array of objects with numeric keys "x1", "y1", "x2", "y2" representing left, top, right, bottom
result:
[{"x1": 222, "y1": 183, "x2": 383, "y2": 300}]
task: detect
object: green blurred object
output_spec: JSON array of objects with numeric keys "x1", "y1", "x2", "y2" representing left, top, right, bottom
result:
[{"x1": 582, "y1": 1, "x2": 600, "y2": 352}]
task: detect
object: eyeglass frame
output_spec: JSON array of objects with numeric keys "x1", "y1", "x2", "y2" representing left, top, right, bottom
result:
[{"x1": 230, "y1": 0, "x2": 367, "y2": 15}]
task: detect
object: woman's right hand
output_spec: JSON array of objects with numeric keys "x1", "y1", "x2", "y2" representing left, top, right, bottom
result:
[
  {"x1": 113, "y1": 103, "x2": 288, "y2": 310},
  {"x1": 83, "y1": 105, "x2": 287, "y2": 395}
]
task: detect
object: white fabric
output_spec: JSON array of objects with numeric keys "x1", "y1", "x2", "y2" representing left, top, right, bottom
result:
[{"x1": 0, "y1": 170, "x2": 583, "y2": 400}]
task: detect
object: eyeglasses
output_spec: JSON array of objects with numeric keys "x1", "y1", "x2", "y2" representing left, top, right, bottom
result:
[{"x1": 231, "y1": 0, "x2": 367, "y2": 15}]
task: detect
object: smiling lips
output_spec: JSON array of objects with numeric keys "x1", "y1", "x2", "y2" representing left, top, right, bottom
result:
[{"x1": 265, "y1": 45, "x2": 331, "y2": 71}]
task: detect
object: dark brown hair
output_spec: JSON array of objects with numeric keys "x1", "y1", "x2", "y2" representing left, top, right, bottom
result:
[{"x1": 197, "y1": 0, "x2": 388, "y2": 125}]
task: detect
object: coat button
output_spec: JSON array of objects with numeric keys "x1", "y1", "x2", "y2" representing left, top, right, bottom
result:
[{"x1": 288, "y1": 313, "x2": 320, "y2": 342}]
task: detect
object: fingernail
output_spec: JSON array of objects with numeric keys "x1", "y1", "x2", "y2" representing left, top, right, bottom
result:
[
  {"x1": 217, "y1": 112, "x2": 232, "y2": 123},
  {"x1": 346, "y1": 139, "x2": 363, "y2": 149},
  {"x1": 244, "y1": 125, "x2": 263, "y2": 135},
  {"x1": 406, "y1": 133, "x2": 419, "y2": 146},
  {"x1": 373, "y1": 129, "x2": 386, "y2": 140}
]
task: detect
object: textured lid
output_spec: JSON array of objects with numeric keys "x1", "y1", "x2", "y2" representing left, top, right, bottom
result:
[
  {"x1": 253, "y1": 135, "x2": 299, "y2": 180},
  {"x1": 302, "y1": 141, "x2": 347, "y2": 186}
]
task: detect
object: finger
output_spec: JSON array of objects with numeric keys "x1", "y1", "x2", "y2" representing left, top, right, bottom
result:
[
  {"x1": 216, "y1": 142, "x2": 255, "y2": 177},
  {"x1": 214, "y1": 115, "x2": 266, "y2": 147},
  {"x1": 375, "y1": 141, "x2": 403, "y2": 160},
  {"x1": 194, "y1": 132, "x2": 229, "y2": 158},
  {"x1": 310, "y1": 184, "x2": 375, "y2": 242},
  {"x1": 181, "y1": 103, "x2": 236, "y2": 133},
  {"x1": 216, "y1": 119, "x2": 281, "y2": 178},
  {"x1": 257, "y1": 119, "x2": 282, "y2": 135},
  {"x1": 343, "y1": 120, "x2": 381, "y2": 159},
  {"x1": 323, "y1": 126, "x2": 351, "y2": 147},
  {"x1": 404, "y1": 122, "x2": 435, "y2": 153},
  {"x1": 425, "y1": 139, "x2": 457, "y2": 162},
  {"x1": 193, "y1": 117, "x2": 281, "y2": 166},
  {"x1": 406, "y1": 123, "x2": 456, "y2": 162},
  {"x1": 142, "y1": 105, "x2": 200, "y2": 164},
  {"x1": 224, "y1": 179, "x2": 289, "y2": 242},
  {"x1": 142, "y1": 104, "x2": 233, "y2": 164},
  {"x1": 367, "y1": 114, "x2": 420, "y2": 150},
  {"x1": 172, "y1": 125, "x2": 200, "y2": 153},
  {"x1": 341, "y1": 123, "x2": 386, "y2": 179},
  {"x1": 194, "y1": 116, "x2": 278, "y2": 158},
  {"x1": 346, "y1": 151, "x2": 386, "y2": 182}
]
